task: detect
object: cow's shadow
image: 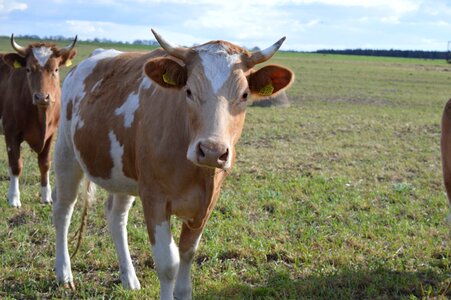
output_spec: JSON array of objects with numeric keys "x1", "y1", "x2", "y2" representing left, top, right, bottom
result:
[
  {"x1": 195, "y1": 267, "x2": 450, "y2": 299},
  {"x1": 1, "y1": 265, "x2": 449, "y2": 299}
]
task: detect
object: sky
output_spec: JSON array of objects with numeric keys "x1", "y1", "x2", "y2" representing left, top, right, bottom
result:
[{"x1": 0, "y1": 0, "x2": 451, "y2": 51}]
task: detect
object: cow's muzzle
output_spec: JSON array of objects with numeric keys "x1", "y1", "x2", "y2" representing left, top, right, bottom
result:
[
  {"x1": 33, "y1": 93, "x2": 52, "y2": 107},
  {"x1": 190, "y1": 139, "x2": 230, "y2": 169}
]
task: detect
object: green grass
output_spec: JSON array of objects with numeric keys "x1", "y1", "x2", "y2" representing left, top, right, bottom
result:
[{"x1": 0, "y1": 37, "x2": 450, "y2": 299}]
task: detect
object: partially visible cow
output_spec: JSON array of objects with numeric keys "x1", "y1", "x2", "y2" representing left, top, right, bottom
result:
[
  {"x1": 53, "y1": 30, "x2": 293, "y2": 299},
  {"x1": 441, "y1": 98, "x2": 451, "y2": 228},
  {"x1": 0, "y1": 35, "x2": 77, "y2": 207}
]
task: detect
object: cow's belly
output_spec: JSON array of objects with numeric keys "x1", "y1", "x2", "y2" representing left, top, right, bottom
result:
[{"x1": 86, "y1": 172, "x2": 139, "y2": 196}]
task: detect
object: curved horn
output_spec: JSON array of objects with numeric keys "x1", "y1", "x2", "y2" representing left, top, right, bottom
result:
[
  {"x1": 61, "y1": 35, "x2": 78, "y2": 53},
  {"x1": 151, "y1": 29, "x2": 190, "y2": 61},
  {"x1": 249, "y1": 36, "x2": 286, "y2": 66},
  {"x1": 10, "y1": 34, "x2": 26, "y2": 56}
]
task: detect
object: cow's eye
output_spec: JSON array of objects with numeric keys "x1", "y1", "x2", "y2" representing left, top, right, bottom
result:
[
  {"x1": 241, "y1": 92, "x2": 248, "y2": 102},
  {"x1": 26, "y1": 68, "x2": 31, "y2": 73},
  {"x1": 55, "y1": 68, "x2": 59, "y2": 73}
]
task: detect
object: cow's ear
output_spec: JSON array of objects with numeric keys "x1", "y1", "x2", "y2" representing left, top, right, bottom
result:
[
  {"x1": 144, "y1": 57, "x2": 187, "y2": 89},
  {"x1": 3, "y1": 53, "x2": 27, "y2": 69},
  {"x1": 59, "y1": 49, "x2": 77, "y2": 67},
  {"x1": 248, "y1": 65, "x2": 294, "y2": 98}
]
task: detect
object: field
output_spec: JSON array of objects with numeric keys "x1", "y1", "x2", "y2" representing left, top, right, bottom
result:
[{"x1": 0, "y1": 36, "x2": 450, "y2": 299}]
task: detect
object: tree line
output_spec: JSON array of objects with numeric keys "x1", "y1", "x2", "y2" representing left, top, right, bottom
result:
[
  {"x1": 6, "y1": 34, "x2": 159, "y2": 46},
  {"x1": 316, "y1": 48, "x2": 449, "y2": 60},
  {"x1": 6, "y1": 35, "x2": 450, "y2": 60}
]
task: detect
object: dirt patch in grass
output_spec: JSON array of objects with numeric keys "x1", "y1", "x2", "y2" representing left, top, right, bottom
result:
[{"x1": 8, "y1": 211, "x2": 35, "y2": 228}]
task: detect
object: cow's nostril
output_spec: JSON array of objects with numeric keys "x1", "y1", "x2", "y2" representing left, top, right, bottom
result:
[
  {"x1": 45, "y1": 94, "x2": 50, "y2": 100},
  {"x1": 218, "y1": 149, "x2": 229, "y2": 162},
  {"x1": 198, "y1": 143, "x2": 205, "y2": 158}
]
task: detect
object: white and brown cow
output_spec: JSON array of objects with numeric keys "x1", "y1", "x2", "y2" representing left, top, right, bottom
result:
[
  {"x1": 0, "y1": 35, "x2": 77, "y2": 207},
  {"x1": 53, "y1": 30, "x2": 293, "y2": 299}
]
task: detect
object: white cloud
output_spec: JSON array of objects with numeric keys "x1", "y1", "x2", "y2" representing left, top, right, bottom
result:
[
  {"x1": 65, "y1": 20, "x2": 200, "y2": 46},
  {"x1": 291, "y1": 0, "x2": 420, "y2": 14},
  {"x1": 380, "y1": 16, "x2": 400, "y2": 24},
  {"x1": 0, "y1": 0, "x2": 27, "y2": 14}
]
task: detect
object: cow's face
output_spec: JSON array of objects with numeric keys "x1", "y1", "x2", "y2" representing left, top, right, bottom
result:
[
  {"x1": 145, "y1": 31, "x2": 293, "y2": 170},
  {"x1": 3, "y1": 35, "x2": 77, "y2": 111}
]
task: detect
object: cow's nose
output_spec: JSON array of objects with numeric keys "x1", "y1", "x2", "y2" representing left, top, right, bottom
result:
[
  {"x1": 197, "y1": 140, "x2": 229, "y2": 169},
  {"x1": 33, "y1": 93, "x2": 51, "y2": 106}
]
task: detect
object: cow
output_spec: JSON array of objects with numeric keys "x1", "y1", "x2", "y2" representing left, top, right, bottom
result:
[
  {"x1": 0, "y1": 35, "x2": 77, "y2": 208},
  {"x1": 53, "y1": 29, "x2": 293, "y2": 299},
  {"x1": 441, "y1": 98, "x2": 451, "y2": 229}
]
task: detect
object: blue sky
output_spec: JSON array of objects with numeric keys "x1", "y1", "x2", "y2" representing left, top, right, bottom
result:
[{"x1": 1, "y1": 0, "x2": 451, "y2": 51}]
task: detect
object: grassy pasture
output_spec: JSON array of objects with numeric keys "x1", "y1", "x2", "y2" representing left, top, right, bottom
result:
[{"x1": 0, "y1": 36, "x2": 450, "y2": 299}]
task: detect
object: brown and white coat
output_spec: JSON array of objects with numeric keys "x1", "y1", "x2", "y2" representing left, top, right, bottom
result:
[{"x1": 53, "y1": 30, "x2": 293, "y2": 299}]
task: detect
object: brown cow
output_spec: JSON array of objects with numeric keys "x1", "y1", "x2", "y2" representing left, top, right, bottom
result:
[
  {"x1": 441, "y1": 98, "x2": 451, "y2": 228},
  {"x1": 53, "y1": 30, "x2": 293, "y2": 299},
  {"x1": 0, "y1": 35, "x2": 77, "y2": 207}
]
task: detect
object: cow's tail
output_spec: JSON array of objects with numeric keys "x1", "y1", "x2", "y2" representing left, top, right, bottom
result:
[{"x1": 70, "y1": 178, "x2": 96, "y2": 259}]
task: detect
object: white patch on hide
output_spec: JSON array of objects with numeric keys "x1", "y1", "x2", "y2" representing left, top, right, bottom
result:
[{"x1": 115, "y1": 77, "x2": 151, "y2": 128}]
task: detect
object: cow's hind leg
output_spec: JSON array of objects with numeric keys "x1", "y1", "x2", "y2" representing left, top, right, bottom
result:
[
  {"x1": 174, "y1": 224, "x2": 203, "y2": 300},
  {"x1": 53, "y1": 138, "x2": 83, "y2": 288},
  {"x1": 5, "y1": 134, "x2": 22, "y2": 207},
  {"x1": 38, "y1": 136, "x2": 54, "y2": 204},
  {"x1": 105, "y1": 193, "x2": 141, "y2": 289}
]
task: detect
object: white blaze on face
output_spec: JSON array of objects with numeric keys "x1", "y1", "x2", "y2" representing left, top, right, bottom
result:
[
  {"x1": 32, "y1": 47, "x2": 53, "y2": 67},
  {"x1": 196, "y1": 43, "x2": 240, "y2": 93}
]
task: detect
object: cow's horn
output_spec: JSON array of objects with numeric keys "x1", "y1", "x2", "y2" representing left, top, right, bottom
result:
[
  {"x1": 249, "y1": 36, "x2": 286, "y2": 66},
  {"x1": 62, "y1": 35, "x2": 78, "y2": 52},
  {"x1": 151, "y1": 29, "x2": 190, "y2": 61},
  {"x1": 10, "y1": 34, "x2": 27, "y2": 56}
]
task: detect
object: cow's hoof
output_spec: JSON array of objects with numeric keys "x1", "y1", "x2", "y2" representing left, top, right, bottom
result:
[
  {"x1": 41, "y1": 186, "x2": 52, "y2": 205},
  {"x1": 63, "y1": 281, "x2": 76, "y2": 291},
  {"x1": 8, "y1": 198, "x2": 21, "y2": 208},
  {"x1": 121, "y1": 273, "x2": 141, "y2": 290},
  {"x1": 42, "y1": 198, "x2": 53, "y2": 205}
]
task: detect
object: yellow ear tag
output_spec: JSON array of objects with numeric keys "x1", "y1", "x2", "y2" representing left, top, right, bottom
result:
[
  {"x1": 65, "y1": 59, "x2": 72, "y2": 67},
  {"x1": 163, "y1": 72, "x2": 176, "y2": 85},
  {"x1": 259, "y1": 83, "x2": 274, "y2": 96},
  {"x1": 13, "y1": 60, "x2": 22, "y2": 69}
]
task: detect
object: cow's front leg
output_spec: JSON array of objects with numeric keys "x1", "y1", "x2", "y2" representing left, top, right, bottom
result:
[
  {"x1": 38, "y1": 136, "x2": 54, "y2": 204},
  {"x1": 142, "y1": 197, "x2": 180, "y2": 300},
  {"x1": 174, "y1": 224, "x2": 203, "y2": 300},
  {"x1": 105, "y1": 194, "x2": 140, "y2": 289},
  {"x1": 5, "y1": 135, "x2": 22, "y2": 207}
]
